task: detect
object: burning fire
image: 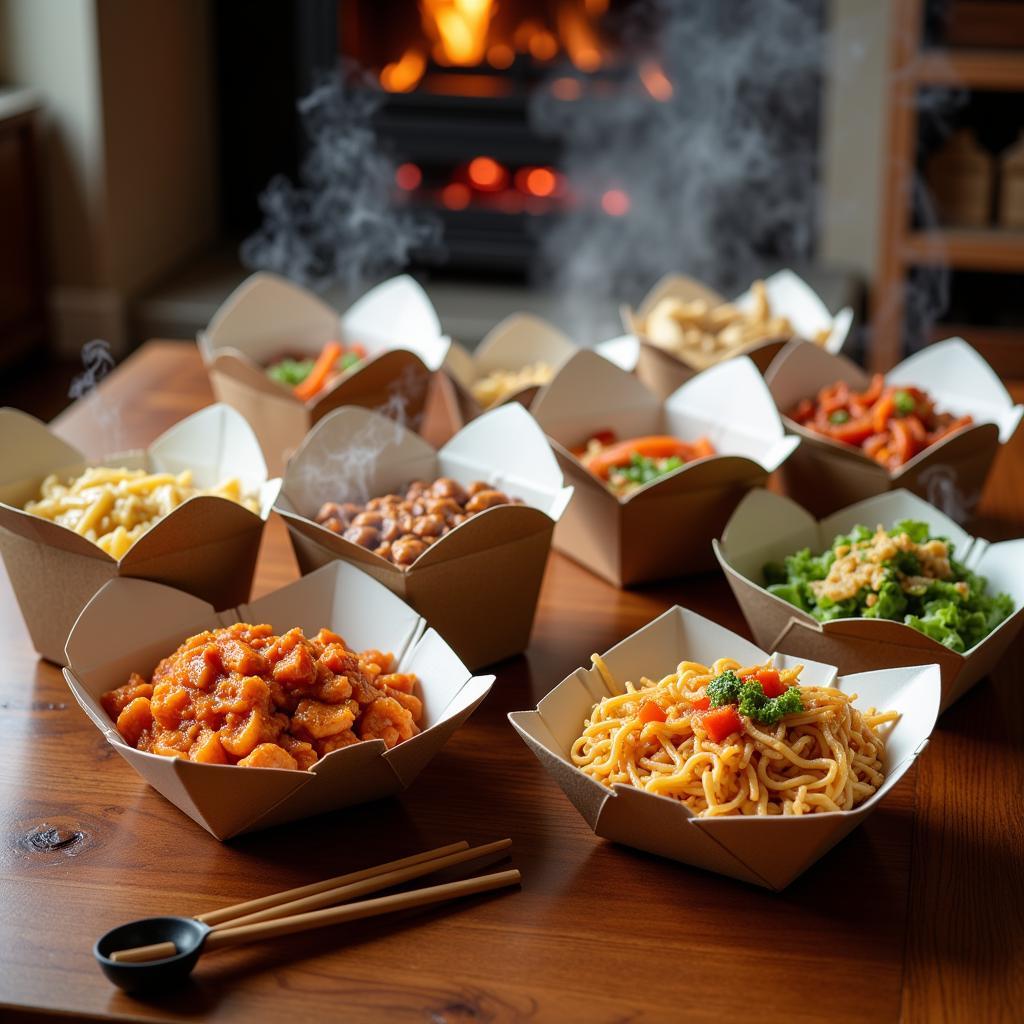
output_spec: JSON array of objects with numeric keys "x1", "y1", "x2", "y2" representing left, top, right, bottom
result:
[{"x1": 380, "y1": 0, "x2": 609, "y2": 92}]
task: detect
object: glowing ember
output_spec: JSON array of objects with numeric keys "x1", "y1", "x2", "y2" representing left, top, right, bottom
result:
[
  {"x1": 380, "y1": 48, "x2": 427, "y2": 92},
  {"x1": 488, "y1": 42, "x2": 515, "y2": 69},
  {"x1": 601, "y1": 188, "x2": 630, "y2": 216},
  {"x1": 468, "y1": 156, "x2": 507, "y2": 190},
  {"x1": 559, "y1": 5, "x2": 602, "y2": 72},
  {"x1": 395, "y1": 163, "x2": 423, "y2": 191},
  {"x1": 639, "y1": 59, "x2": 674, "y2": 102},
  {"x1": 422, "y1": 0, "x2": 496, "y2": 67},
  {"x1": 529, "y1": 30, "x2": 559, "y2": 61},
  {"x1": 441, "y1": 182, "x2": 472, "y2": 209},
  {"x1": 518, "y1": 167, "x2": 558, "y2": 197}
]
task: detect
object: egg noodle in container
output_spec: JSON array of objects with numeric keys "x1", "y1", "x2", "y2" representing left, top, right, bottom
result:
[
  {"x1": 508, "y1": 606, "x2": 939, "y2": 890},
  {"x1": 62, "y1": 561, "x2": 494, "y2": 840},
  {"x1": 714, "y1": 488, "x2": 1024, "y2": 712},
  {"x1": 529, "y1": 349, "x2": 799, "y2": 587},
  {"x1": 619, "y1": 269, "x2": 854, "y2": 401},
  {"x1": 274, "y1": 402, "x2": 573, "y2": 670},
  {"x1": 765, "y1": 337, "x2": 1023, "y2": 519},
  {"x1": 442, "y1": 312, "x2": 580, "y2": 426},
  {"x1": 0, "y1": 404, "x2": 279, "y2": 666},
  {"x1": 198, "y1": 272, "x2": 451, "y2": 475}
]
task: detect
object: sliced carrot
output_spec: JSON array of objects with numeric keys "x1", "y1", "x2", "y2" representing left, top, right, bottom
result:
[
  {"x1": 585, "y1": 436, "x2": 693, "y2": 479},
  {"x1": 754, "y1": 668, "x2": 785, "y2": 698},
  {"x1": 294, "y1": 341, "x2": 342, "y2": 402},
  {"x1": 827, "y1": 417, "x2": 874, "y2": 447},
  {"x1": 929, "y1": 415, "x2": 974, "y2": 444},
  {"x1": 857, "y1": 374, "x2": 885, "y2": 406},
  {"x1": 685, "y1": 436, "x2": 716, "y2": 460},
  {"x1": 702, "y1": 705, "x2": 743, "y2": 743},
  {"x1": 890, "y1": 418, "x2": 921, "y2": 467},
  {"x1": 638, "y1": 701, "x2": 667, "y2": 724},
  {"x1": 871, "y1": 391, "x2": 896, "y2": 434}
]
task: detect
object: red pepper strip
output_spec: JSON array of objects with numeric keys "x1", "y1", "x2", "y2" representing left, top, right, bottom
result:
[
  {"x1": 857, "y1": 373, "x2": 885, "y2": 406},
  {"x1": 871, "y1": 391, "x2": 896, "y2": 434},
  {"x1": 828, "y1": 417, "x2": 874, "y2": 447},
  {"x1": 638, "y1": 701, "x2": 667, "y2": 724},
  {"x1": 755, "y1": 668, "x2": 785, "y2": 698},
  {"x1": 890, "y1": 417, "x2": 918, "y2": 467},
  {"x1": 690, "y1": 696, "x2": 710, "y2": 711},
  {"x1": 293, "y1": 341, "x2": 343, "y2": 402},
  {"x1": 702, "y1": 705, "x2": 743, "y2": 743}
]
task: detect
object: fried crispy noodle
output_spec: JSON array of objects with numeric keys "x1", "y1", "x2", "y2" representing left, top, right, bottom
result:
[{"x1": 570, "y1": 656, "x2": 899, "y2": 817}]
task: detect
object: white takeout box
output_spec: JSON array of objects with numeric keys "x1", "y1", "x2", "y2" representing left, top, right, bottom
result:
[
  {"x1": 766, "y1": 337, "x2": 1023, "y2": 519},
  {"x1": 274, "y1": 403, "x2": 573, "y2": 670},
  {"x1": 621, "y1": 269, "x2": 854, "y2": 400},
  {"x1": 714, "y1": 488, "x2": 1024, "y2": 712},
  {"x1": 0, "y1": 404, "x2": 279, "y2": 666},
  {"x1": 508, "y1": 605, "x2": 939, "y2": 890},
  {"x1": 199, "y1": 272, "x2": 452, "y2": 474},
  {"x1": 62, "y1": 561, "x2": 494, "y2": 841},
  {"x1": 443, "y1": 313, "x2": 579, "y2": 424},
  {"x1": 529, "y1": 350, "x2": 799, "y2": 586}
]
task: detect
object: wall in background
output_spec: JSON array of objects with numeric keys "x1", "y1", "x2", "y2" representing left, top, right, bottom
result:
[
  {"x1": 819, "y1": 0, "x2": 892, "y2": 281},
  {"x1": 0, "y1": 0, "x2": 218, "y2": 356}
]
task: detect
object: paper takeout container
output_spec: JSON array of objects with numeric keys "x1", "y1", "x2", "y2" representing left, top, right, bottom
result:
[
  {"x1": 62, "y1": 561, "x2": 493, "y2": 840},
  {"x1": 621, "y1": 269, "x2": 854, "y2": 400},
  {"x1": 509, "y1": 605, "x2": 939, "y2": 889},
  {"x1": 274, "y1": 402, "x2": 573, "y2": 669},
  {"x1": 199, "y1": 272, "x2": 451, "y2": 474},
  {"x1": 529, "y1": 350, "x2": 799, "y2": 586},
  {"x1": 443, "y1": 313, "x2": 579, "y2": 425},
  {"x1": 0, "y1": 404, "x2": 279, "y2": 666},
  {"x1": 766, "y1": 337, "x2": 1024, "y2": 519},
  {"x1": 714, "y1": 488, "x2": 1024, "y2": 712}
]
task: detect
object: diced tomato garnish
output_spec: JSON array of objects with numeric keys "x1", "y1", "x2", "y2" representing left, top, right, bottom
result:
[
  {"x1": 701, "y1": 705, "x2": 742, "y2": 743},
  {"x1": 690, "y1": 696, "x2": 710, "y2": 711},
  {"x1": 755, "y1": 668, "x2": 785, "y2": 698},
  {"x1": 638, "y1": 700, "x2": 667, "y2": 724}
]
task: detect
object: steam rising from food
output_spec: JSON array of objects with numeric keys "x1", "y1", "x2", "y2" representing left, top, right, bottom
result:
[{"x1": 241, "y1": 65, "x2": 440, "y2": 292}]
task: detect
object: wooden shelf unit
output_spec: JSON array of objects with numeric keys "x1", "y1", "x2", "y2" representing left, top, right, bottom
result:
[{"x1": 872, "y1": 0, "x2": 1024, "y2": 373}]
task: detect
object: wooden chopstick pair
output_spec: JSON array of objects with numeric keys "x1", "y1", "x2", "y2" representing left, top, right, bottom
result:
[{"x1": 110, "y1": 839, "x2": 517, "y2": 963}]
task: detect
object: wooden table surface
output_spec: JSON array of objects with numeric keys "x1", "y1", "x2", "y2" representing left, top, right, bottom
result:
[{"x1": 1, "y1": 341, "x2": 1022, "y2": 1024}]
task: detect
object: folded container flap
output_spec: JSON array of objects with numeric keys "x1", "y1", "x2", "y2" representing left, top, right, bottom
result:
[
  {"x1": 204, "y1": 272, "x2": 340, "y2": 359},
  {"x1": 973, "y1": 538, "x2": 1024, "y2": 606},
  {"x1": 410, "y1": 503, "x2": 554, "y2": 570},
  {"x1": 384, "y1": 673, "x2": 493, "y2": 787},
  {"x1": 734, "y1": 269, "x2": 833, "y2": 338},
  {"x1": 771, "y1": 652, "x2": 838, "y2": 687},
  {"x1": 0, "y1": 504, "x2": 115, "y2": 559},
  {"x1": 148, "y1": 403, "x2": 269, "y2": 493},
  {"x1": 0, "y1": 408, "x2": 85, "y2": 487},
  {"x1": 820, "y1": 488, "x2": 973, "y2": 552},
  {"x1": 508, "y1": 709, "x2": 613, "y2": 829},
  {"x1": 718, "y1": 488, "x2": 819, "y2": 578},
  {"x1": 63, "y1": 667, "x2": 122, "y2": 740},
  {"x1": 825, "y1": 307, "x2": 855, "y2": 353},
  {"x1": 276, "y1": 505, "x2": 404, "y2": 577},
  {"x1": 637, "y1": 273, "x2": 727, "y2": 320},
  {"x1": 341, "y1": 275, "x2": 447, "y2": 367},
  {"x1": 593, "y1": 334, "x2": 640, "y2": 372},
  {"x1": 534, "y1": 665, "x2": 612, "y2": 754},
  {"x1": 64, "y1": 576, "x2": 217, "y2": 685},
  {"x1": 764, "y1": 338, "x2": 870, "y2": 413},
  {"x1": 529, "y1": 348, "x2": 661, "y2": 445},
  {"x1": 282, "y1": 405, "x2": 437, "y2": 513},
  {"x1": 473, "y1": 313, "x2": 578, "y2": 375},
  {"x1": 890, "y1": 338, "x2": 1024, "y2": 443},
  {"x1": 438, "y1": 402, "x2": 567, "y2": 511},
  {"x1": 396, "y1": 626, "x2": 473, "y2": 720},
  {"x1": 240, "y1": 560, "x2": 423, "y2": 665},
  {"x1": 442, "y1": 342, "x2": 478, "y2": 391},
  {"x1": 664, "y1": 356, "x2": 787, "y2": 461}
]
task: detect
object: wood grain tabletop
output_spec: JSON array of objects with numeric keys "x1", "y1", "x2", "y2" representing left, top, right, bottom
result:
[{"x1": 0, "y1": 341, "x2": 1021, "y2": 1024}]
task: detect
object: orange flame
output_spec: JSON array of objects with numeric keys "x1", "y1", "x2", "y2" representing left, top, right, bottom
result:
[
  {"x1": 381, "y1": 48, "x2": 427, "y2": 92},
  {"x1": 421, "y1": 0, "x2": 496, "y2": 67},
  {"x1": 558, "y1": 4, "x2": 602, "y2": 73},
  {"x1": 639, "y1": 59, "x2": 673, "y2": 102}
]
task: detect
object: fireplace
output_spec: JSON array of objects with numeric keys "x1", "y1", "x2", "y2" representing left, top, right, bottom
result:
[{"x1": 215, "y1": 0, "x2": 640, "y2": 279}]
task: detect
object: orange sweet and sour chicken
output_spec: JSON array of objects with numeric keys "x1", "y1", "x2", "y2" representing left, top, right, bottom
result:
[{"x1": 100, "y1": 624, "x2": 422, "y2": 771}]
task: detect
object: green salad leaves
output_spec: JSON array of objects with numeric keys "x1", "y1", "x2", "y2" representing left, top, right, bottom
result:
[{"x1": 763, "y1": 519, "x2": 1013, "y2": 654}]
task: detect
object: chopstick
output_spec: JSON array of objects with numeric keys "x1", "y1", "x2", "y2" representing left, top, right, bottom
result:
[
  {"x1": 199, "y1": 840, "x2": 469, "y2": 926},
  {"x1": 109, "y1": 839, "x2": 512, "y2": 963},
  {"x1": 203, "y1": 869, "x2": 522, "y2": 953}
]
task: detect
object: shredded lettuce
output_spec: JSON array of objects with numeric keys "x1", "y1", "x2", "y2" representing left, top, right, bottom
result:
[{"x1": 764, "y1": 519, "x2": 1013, "y2": 653}]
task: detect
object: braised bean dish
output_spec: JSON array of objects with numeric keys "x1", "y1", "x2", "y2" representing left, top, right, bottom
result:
[
  {"x1": 101, "y1": 623, "x2": 422, "y2": 771},
  {"x1": 316, "y1": 477, "x2": 523, "y2": 568}
]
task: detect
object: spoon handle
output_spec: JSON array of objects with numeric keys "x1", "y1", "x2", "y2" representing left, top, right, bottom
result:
[{"x1": 204, "y1": 869, "x2": 521, "y2": 953}]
